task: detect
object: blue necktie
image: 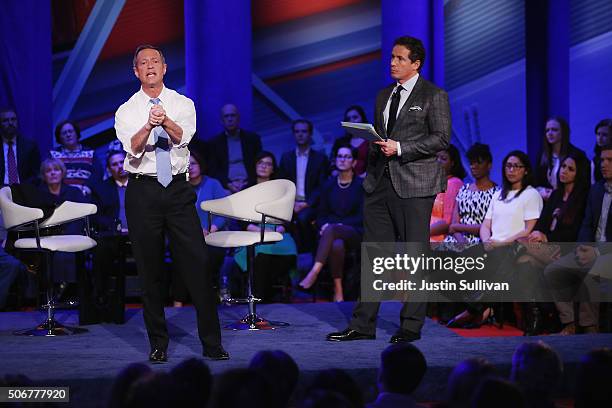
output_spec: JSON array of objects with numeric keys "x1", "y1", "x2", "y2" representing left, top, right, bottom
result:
[{"x1": 150, "y1": 98, "x2": 172, "y2": 187}]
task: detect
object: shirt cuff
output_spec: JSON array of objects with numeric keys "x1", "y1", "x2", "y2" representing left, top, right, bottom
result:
[{"x1": 397, "y1": 141, "x2": 402, "y2": 157}]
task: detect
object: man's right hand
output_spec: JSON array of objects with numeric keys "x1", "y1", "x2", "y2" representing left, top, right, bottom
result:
[{"x1": 148, "y1": 106, "x2": 165, "y2": 128}]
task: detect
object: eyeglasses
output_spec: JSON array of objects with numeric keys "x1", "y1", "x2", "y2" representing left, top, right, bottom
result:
[
  {"x1": 257, "y1": 161, "x2": 273, "y2": 168},
  {"x1": 504, "y1": 163, "x2": 525, "y2": 170},
  {"x1": 336, "y1": 154, "x2": 354, "y2": 160}
]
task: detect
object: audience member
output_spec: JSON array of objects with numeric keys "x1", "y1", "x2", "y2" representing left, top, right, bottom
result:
[
  {"x1": 206, "y1": 104, "x2": 262, "y2": 193},
  {"x1": 445, "y1": 143, "x2": 498, "y2": 245},
  {"x1": 209, "y1": 368, "x2": 279, "y2": 408},
  {"x1": 297, "y1": 390, "x2": 355, "y2": 408},
  {"x1": 93, "y1": 150, "x2": 129, "y2": 233},
  {"x1": 368, "y1": 343, "x2": 427, "y2": 408},
  {"x1": 543, "y1": 144, "x2": 612, "y2": 335},
  {"x1": 574, "y1": 347, "x2": 612, "y2": 408},
  {"x1": 0, "y1": 245, "x2": 27, "y2": 310},
  {"x1": 124, "y1": 371, "x2": 179, "y2": 408},
  {"x1": 535, "y1": 116, "x2": 588, "y2": 200},
  {"x1": 0, "y1": 107, "x2": 41, "y2": 185},
  {"x1": 510, "y1": 341, "x2": 563, "y2": 408},
  {"x1": 170, "y1": 357, "x2": 213, "y2": 408},
  {"x1": 430, "y1": 144, "x2": 466, "y2": 241},
  {"x1": 249, "y1": 350, "x2": 299, "y2": 407},
  {"x1": 445, "y1": 358, "x2": 497, "y2": 408},
  {"x1": 50, "y1": 120, "x2": 103, "y2": 196},
  {"x1": 279, "y1": 119, "x2": 329, "y2": 252},
  {"x1": 331, "y1": 105, "x2": 370, "y2": 176},
  {"x1": 448, "y1": 150, "x2": 543, "y2": 328},
  {"x1": 592, "y1": 118, "x2": 611, "y2": 183},
  {"x1": 472, "y1": 378, "x2": 525, "y2": 408},
  {"x1": 233, "y1": 151, "x2": 297, "y2": 302},
  {"x1": 298, "y1": 144, "x2": 363, "y2": 302},
  {"x1": 107, "y1": 362, "x2": 152, "y2": 408},
  {"x1": 307, "y1": 368, "x2": 364, "y2": 408}
]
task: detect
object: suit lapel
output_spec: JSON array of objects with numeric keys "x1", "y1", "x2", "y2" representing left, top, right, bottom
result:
[
  {"x1": 395, "y1": 76, "x2": 425, "y2": 127},
  {"x1": 378, "y1": 85, "x2": 394, "y2": 139}
]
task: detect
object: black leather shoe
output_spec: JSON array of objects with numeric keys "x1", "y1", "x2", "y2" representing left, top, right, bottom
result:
[
  {"x1": 326, "y1": 328, "x2": 375, "y2": 342},
  {"x1": 203, "y1": 346, "x2": 230, "y2": 360},
  {"x1": 389, "y1": 331, "x2": 421, "y2": 343},
  {"x1": 148, "y1": 348, "x2": 168, "y2": 363}
]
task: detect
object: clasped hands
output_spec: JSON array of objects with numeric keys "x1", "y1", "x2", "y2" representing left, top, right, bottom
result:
[{"x1": 148, "y1": 104, "x2": 166, "y2": 128}]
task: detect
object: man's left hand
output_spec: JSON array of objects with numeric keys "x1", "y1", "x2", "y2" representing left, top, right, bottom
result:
[
  {"x1": 575, "y1": 245, "x2": 597, "y2": 267},
  {"x1": 374, "y1": 139, "x2": 398, "y2": 157}
]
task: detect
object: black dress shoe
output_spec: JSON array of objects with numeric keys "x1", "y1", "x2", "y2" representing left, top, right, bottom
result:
[
  {"x1": 149, "y1": 348, "x2": 168, "y2": 363},
  {"x1": 203, "y1": 346, "x2": 230, "y2": 360},
  {"x1": 326, "y1": 328, "x2": 375, "y2": 342},
  {"x1": 389, "y1": 331, "x2": 421, "y2": 343}
]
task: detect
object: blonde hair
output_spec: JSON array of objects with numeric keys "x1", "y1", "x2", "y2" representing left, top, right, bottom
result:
[{"x1": 40, "y1": 158, "x2": 66, "y2": 179}]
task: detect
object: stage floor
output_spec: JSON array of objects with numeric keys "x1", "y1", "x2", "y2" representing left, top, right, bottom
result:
[{"x1": 1, "y1": 302, "x2": 610, "y2": 406}]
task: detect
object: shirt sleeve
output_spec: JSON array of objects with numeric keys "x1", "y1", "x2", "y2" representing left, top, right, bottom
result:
[
  {"x1": 523, "y1": 188, "x2": 544, "y2": 220},
  {"x1": 171, "y1": 96, "x2": 196, "y2": 148},
  {"x1": 114, "y1": 103, "x2": 147, "y2": 159},
  {"x1": 484, "y1": 191, "x2": 499, "y2": 220},
  {"x1": 396, "y1": 141, "x2": 402, "y2": 156}
]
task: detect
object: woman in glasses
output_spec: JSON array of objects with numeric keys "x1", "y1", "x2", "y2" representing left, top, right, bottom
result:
[{"x1": 299, "y1": 144, "x2": 364, "y2": 302}]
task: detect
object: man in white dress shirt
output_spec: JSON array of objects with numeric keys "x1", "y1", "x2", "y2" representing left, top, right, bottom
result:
[{"x1": 114, "y1": 45, "x2": 228, "y2": 362}]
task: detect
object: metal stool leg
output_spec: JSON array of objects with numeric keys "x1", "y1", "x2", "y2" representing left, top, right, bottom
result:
[
  {"x1": 14, "y1": 251, "x2": 88, "y2": 336},
  {"x1": 224, "y1": 246, "x2": 289, "y2": 330}
]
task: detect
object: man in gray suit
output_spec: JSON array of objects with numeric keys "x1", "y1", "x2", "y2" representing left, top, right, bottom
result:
[{"x1": 327, "y1": 36, "x2": 451, "y2": 343}]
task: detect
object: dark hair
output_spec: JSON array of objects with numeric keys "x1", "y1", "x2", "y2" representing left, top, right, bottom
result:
[
  {"x1": 307, "y1": 369, "x2": 363, "y2": 408},
  {"x1": 292, "y1": 119, "x2": 313, "y2": 134},
  {"x1": 343, "y1": 105, "x2": 368, "y2": 123},
  {"x1": 466, "y1": 143, "x2": 493, "y2": 163},
  {"x1": 171, "y1": 358, "x2": 212, "y2": 408},
  {"x1": 500, "y1": 150, "x2": 534, "y2": 201},
  {"x1": 575, "y1": 348, "x2": 612, "y2": 408},
  {"x1": 249, "y1": 350, "x2": 299, "y2": 407},
  {"x1": 189, "y1": 150, "x2": 207, "y2": 175},
  {"x1": 379, "y1": 343, "x2": 427, "y2": 395},
  {"x1": 593, "y1": 120, "x2": 612, "y2": 182},
  {"x1": 472, "y1": 378, "x2": 525, "y2": 408},
  {"x1": 0, "y1": 107, "x2": 16, "y2": 116},
  {"x1": 132, "y1": 44, "x2": 165, "y2": 68},
  {"x1": 444, "y1": 144, "x2": 467, "y2": 179},
  {"x1": 601, "y1": 143, "x2": 612, "y2": 154},
  {"x1": 125, "y1": 372, "x2": 178, "y2": 407},
  {"x1": 540, "y1": 116, "x2": 571, "y2": 170},
  {"x1": 447, "y1": 358, "x2": 498, "y2": 407},
  {"x1": 334, "y1": 143, "x2": 358, "y2": 160},
  {"x1": 54, "y1": 120, "x2": 81, "y2": 144},
  {"x1": 552, "y1": 153, "x2": 590, "y2": 225},
  {"x1": 393, "y1": 36, "x2": 426, "y2": 71},
  {"x1": 594, "y1": 118, "x2": 612, "y2": 136},
  {"x1": 254, "y1": 150, "x2": 278, "y2": 180},
  {"x1": 510, "y1": 341, "x2": 562, "y2": 404},
  {"x1": 106, "y1": 149, "x2": 126, "y2": 168},
  {"x1": 108, "y1": 363, "x2": 152, "y2": 408},
  {"x1": 209, "y1": 368, "x2": 279, "y2": 408}
]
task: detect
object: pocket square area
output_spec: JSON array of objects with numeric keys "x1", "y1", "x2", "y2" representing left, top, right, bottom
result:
[{"x1": 409, "y1": 106, "x2": 422, "y2": 111}]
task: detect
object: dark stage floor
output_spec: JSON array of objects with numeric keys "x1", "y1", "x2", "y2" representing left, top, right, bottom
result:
[{"x1": 1, "y1": 302, "x2": 610, "y2": 407}]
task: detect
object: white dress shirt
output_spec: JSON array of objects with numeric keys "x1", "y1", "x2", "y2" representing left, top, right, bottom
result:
[
  {"x1": 383, "y1": 73, "x2": 420, "y2": 157},
  {"x1": 114, "y1": 86, "x2": 196, "y2": 176},
  {"x1": 295, "y1": 147, "x2": 310, "y2": 200}
]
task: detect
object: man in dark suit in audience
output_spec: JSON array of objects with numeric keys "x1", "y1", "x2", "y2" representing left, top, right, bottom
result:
[
  {"x1": 279, "y1": 119, "x2": 329, "y2": 251},
  {"x1": 206, "y1": 104, "x2": 262, "y2": 193},
  {"x1": 327, "y1": 36, "x2": 451, "y2": 343},
  {"x1": 95, "y1": 150, "x2": 129, "y2": 233},
  {"x1": 0, "y1": 107, "x2": 41, "y2": 185}
]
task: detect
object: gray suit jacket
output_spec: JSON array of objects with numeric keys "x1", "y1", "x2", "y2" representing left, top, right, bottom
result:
[{"x1": 363, "y1": 76, "x2": 451, "y2": 198}]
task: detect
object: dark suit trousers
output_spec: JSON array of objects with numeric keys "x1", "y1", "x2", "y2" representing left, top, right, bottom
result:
[
  {"x1": 349, "y1": 173, "x2": 434, "y2": 335},
  {"x1": 125, "y1": 176, "x2": 221, "y2": 350}
]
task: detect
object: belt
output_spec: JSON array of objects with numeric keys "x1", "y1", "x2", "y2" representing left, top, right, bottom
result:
[{"x1": 128, "y1": 172, "x2": 187, "y2": 182}]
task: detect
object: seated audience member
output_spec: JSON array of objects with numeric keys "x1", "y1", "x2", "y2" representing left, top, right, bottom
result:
[
  {"x1": 206, "y1": 104, "x2": 262, "y2": 193},
  {"x1": 445, "y1": 143, "x2": 498, "y2": 245},
  {"x1": 0, "y1": 245, "x2": 27, "y2": 310},
  {"x1": 234, "y1": 151, "x2": 297, "y2": 302},
  {"x1": 39, "y1": 158, "x2": 88, "y2": 205},
  {"x1": 447, "y1": 150, "x2": 543, "y2": 328},
  {"x1": 543, "y1": 144, "x2": 612, "y2": 335},
  {"x1": 574, "y1": 348, "x2": 612, "y2": 408},
  {"x1": 93, "y1": 150, "x2": 129, "y2": 233},
  {"x1": 367, "y1": 343, "x2": 427, "y2": 408},
  {"x1": 306, "y1": 368, "x2": 364, "y2": 408},
  {"x1": 297, "y1": 390, "x2": 354, "y2": 408},
  {"x1": 249, "y1": 350, "x2": 299, "y2": 408},
  {"x1": 209, "y1": 368, "x2": 279, "y2": 408},
  {"x1": 528, "y1": 153, "x2": 590, "y2": 335},
  {"x1": 472, "y1": 378, "x2": 525, "y2": 408},
  {"x1": 125, "y1": 372, "x2": 179, "y2": 407},
  {"x1": 50, "y1": 120, "x2": 103, "y2": 196},
  {"x1": 331, "y1": 105, "x2": 370, "y2": 176},
  {"x1": 510, "y1": 341, "x2": 562, "y2": 408},
  {"x1": 0, "y1": 107, "x2": 41, "y2": 185},
  {"x1": 430, "y1": 144, "x2": 466, "y2": 241},
  {"x1": 592, "y1": 118, "x2": 611, "y2": 183},
  {"x1": 279, "y1": 119, "x2": 329, "y2": 252},
  {"x1": 172, "y1": 151, "x2": 229, "y2": 306},
  {"x1": 170, "y1": 358, "x2": 213, "y2": 408},
  {"x1": 535, "y1": 116, "x2": 588, "y2": 200},
  {"x1": 298, "y1": 145, "x2": 363, "y2": 301},
  {"x1": 107, "y1": 362, "x2": 152, "y2": 408},
  {"x1": 445, "y1": 358, "x2": 498, "y2": 408}
]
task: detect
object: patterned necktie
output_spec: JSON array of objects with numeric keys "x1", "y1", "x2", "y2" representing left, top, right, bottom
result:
[
  {"x1": 7, "y1": 140, "x2": 19, "y2": 184},
  {"x1": 386, "y1": 86, "x2": 404, "y2": 136},
  {"x1": 150, "y1": 98, "x2": 172, "y2": 187}
]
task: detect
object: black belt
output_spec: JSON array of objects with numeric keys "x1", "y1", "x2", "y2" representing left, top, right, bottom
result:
[{"x1": 128, "y1": 173, "x2": 187, "y2": 181}]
